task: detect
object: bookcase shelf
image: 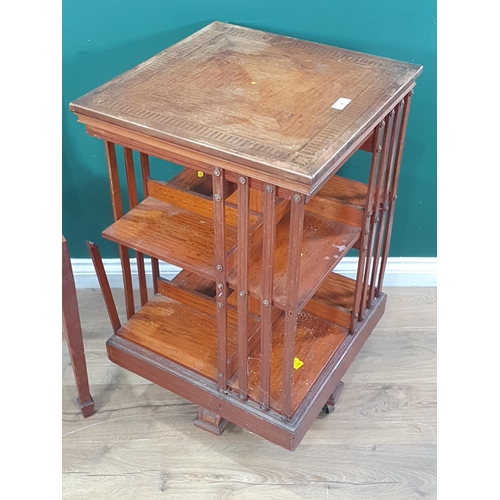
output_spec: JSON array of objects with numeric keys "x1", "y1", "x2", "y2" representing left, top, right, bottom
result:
[
  {"x1": 227, "y1": 210, "x2": 360, "y2": 309},
  {"x1": 102, "y1": 196, "x2": 237, "y2": 281}
]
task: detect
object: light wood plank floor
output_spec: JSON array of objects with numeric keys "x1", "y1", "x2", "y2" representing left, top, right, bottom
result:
[{"x1": 63, "y1": 287, "x2": 436, "y2": 499}]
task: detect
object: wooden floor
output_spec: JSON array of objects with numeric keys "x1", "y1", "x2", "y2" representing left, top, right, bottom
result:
[{"x1": 62, "y1": 287, "x2": 436, "y2": 500}]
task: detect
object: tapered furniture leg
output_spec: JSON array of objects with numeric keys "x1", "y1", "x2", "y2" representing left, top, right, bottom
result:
[
  {"x1": 62, "y1": 236, "x2": 94, "y2": 418},
  {"x1": 193, "y1": 407, "x2": 229, "y2": 436}
]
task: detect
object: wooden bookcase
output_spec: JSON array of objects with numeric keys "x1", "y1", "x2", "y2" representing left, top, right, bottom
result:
[{"x1": 70, "y1": 22, "x2": 422, "y2": 450}]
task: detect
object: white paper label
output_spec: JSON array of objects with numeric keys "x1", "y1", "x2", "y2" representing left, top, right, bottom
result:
[{"x1": 331, "y1": 98, "x2": 352, "y2": 110}]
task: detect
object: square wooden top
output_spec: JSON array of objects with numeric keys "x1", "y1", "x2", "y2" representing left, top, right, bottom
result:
[{"x1": 70, "y1": 22, "x2": 422, "y2": 192}]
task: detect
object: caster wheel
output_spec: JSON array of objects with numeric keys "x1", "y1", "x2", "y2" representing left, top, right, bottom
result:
[{"x1": 322, "y1": 404, "x2": 331, "y2": 414}]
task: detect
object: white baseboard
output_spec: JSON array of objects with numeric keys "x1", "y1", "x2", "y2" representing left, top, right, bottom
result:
[{"x1": 72, "y1": 257, "x2": 437, "y2": 289}]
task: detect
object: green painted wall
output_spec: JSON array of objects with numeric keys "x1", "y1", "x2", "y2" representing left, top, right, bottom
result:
[{"x1": 63, "y1": 0, "x2": 436, "y2": 258}]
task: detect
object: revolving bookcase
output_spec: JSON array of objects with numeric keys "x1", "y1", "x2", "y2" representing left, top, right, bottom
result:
[{"x1": 70, "y1": 22, "x2": 422, "y2": 450}]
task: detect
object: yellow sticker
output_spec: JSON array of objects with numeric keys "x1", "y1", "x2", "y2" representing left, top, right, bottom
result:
[
  {"x1": 293, "y1": 357, "x2": 304, "y2": 370},
  {"x1": 251, "y1": 81, "x2": 256, "y2": 85},
  {"x1": 197, "y1": 171, "x2": 204, "y2": 177}
]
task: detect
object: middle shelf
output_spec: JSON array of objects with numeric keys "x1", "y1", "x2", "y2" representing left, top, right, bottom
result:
[
  {"x1": 226, "y1": 210, "x2": 360, "y2": 310},
  {"x1": 103, "y1": 196, "x2": 237, "y2": 280},
  {"x1": 102, "y1": 184, "x2": 361, "y2": 308}
]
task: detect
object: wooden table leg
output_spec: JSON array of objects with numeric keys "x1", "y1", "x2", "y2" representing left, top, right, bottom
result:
[
  {"x1": 62, "y1": 237, "x2": 94, "y2": 418},
  {"x1": 193, "y1": 407, "x2": 229, "y2": 436}
]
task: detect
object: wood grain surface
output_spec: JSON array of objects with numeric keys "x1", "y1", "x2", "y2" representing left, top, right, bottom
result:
[
  {"x1": 63, "y1": 286, "x2": 436, "y2": 499},
  {"x1": 242, "y1": 310, "x2": 348, "y2": 415},
  {"x1": 227, "y1": 210, "x2": 360, "y2": 309},
  {"x1": 102, "y1": 197, "x2": 237, "y2": 280},
  {"x1": 70, "y1": 22, "x2": 422, "y2": 192}
]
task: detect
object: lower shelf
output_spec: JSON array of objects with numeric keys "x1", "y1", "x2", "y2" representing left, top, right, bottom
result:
[
  {"x1": 114, "y1": 284, "x2": 350, "y2": 419},
  {"x1": 115, "y1": 294, "x2": 238, "y2": 382},
  {"x1": 106, "y1": 293, "x2": 387, "y2": 451},
  {"x1": 111, "y1": 271, "x2": 371, "y2": 421},
  {"x1": 241, "y1": 311, "x2": 349, "y2": 415}
]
